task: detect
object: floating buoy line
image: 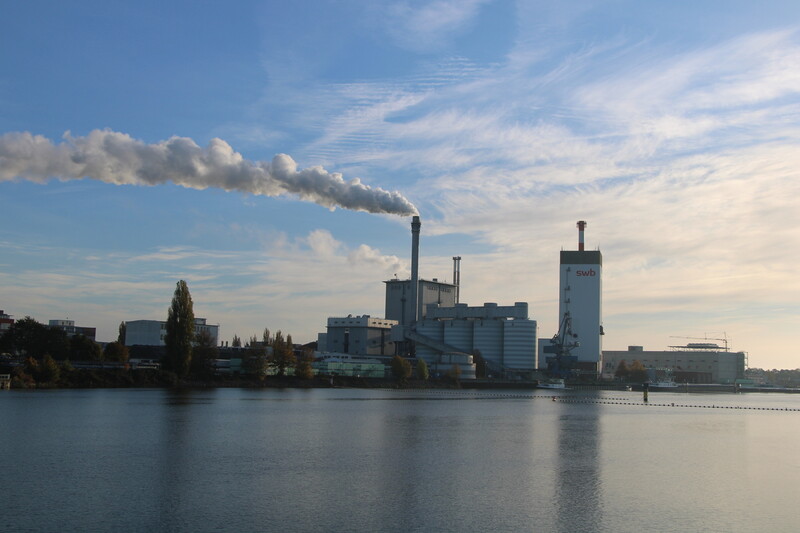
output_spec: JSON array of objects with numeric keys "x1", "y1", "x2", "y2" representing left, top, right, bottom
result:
[{"x1": 369, "y1": 389, "x2": 800, "y2": 411}]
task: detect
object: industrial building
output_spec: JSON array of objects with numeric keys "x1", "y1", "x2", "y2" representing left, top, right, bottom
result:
[
  {"x1": 321, "y1": 315, "x2": 397, "y2": 356},
  {"x1": 384, "y1": 278, "x2": 457, "y2": 325},
  {"x1": 539, "y1": 221, "x2": 604, "y2": 377},
  {"x1": 413, "y1": 302, "x2": 537, "y2": 379},
  {"x1": 125, "y1": 318, "x2": 219, "y2": 346},
  {"x1": 319, "y1": 216, "x2": 538, "y2": 380},
  {"x1": 48, "y1": 319, "x2": 97, "y2": 340},
  {"x1": 602, "y1": 343, "x2": 746, "y2": 384}
]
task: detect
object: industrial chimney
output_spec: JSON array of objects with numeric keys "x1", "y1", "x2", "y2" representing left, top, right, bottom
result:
[
  {"x1": 410, "y1": 216, "x2": 421, "y2": 325},
  {"x1": 452, "y1": 256, "x2": 461, "y2": 304},
  {"x1": 577, "y1": 220, "x2": 587, "y2": 251}
]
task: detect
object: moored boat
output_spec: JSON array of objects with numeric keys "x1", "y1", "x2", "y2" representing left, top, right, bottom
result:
[{"x1": 537, "y1": 378, "x2": 566, "y2": 389}]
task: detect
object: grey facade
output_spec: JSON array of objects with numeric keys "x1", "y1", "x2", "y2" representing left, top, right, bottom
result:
[
  {"x1": 384, "y1": 278, "x2": 457, "y2": 326},
  {"x1": 324, "y1": 315, "x2": 397, "y2": 357},
  {"x1": 412, "y1": 302, "x2": 537, "y2": 377},
  {"x1": 602, "y1": 345, "x2": 746, "y2": 384}
]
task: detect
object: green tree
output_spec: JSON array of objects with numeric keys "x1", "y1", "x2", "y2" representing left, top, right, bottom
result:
[
  {"x1": 242, "y1": 337, "x2": 268, "y2": 379},
  {"x1": 614, "y1": 360, "x2": 630, "y2": 380},
  {"x1": 416, "y1": 358, "x2": 429, "y2": 381},
  {"x1": 191, "y1": 329, "x2": 218, "y2": 377},
  {"x1": 391, "y1": 355, "x2": 412, "y2": 383},
  {"x1": 164, "y1": 280, "x2": 195, "y2": 377},
  {"x1": 117, "y1": 321, "x2": 127, "y2": 345},
  {"x1": 39, "y1": 354, "x2": 61, "y2": 383},
  {"x1": 262, "y1": 328, "x2": 271, "y2": 345},
  {"x1": 103, "y1": 341, "x2": 130, "y2": 362},
  {"x1": 0, "y1": 317, "x2": 69, "y2": 360},
  {"x1": 231, "y1": 335, "x2": 242, "y2": 348},
  {"x1": 295, "y1": 347, "x2": 315, "y2": 380},
  {"x1": 270, "y1": 331, "x2": 296, "y2": 377},
  {"x1": 70, "y1": 335, "x2": 103, "y2": 361}
]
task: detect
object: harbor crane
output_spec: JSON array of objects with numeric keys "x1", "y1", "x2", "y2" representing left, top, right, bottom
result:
[{"x1": 543, "y1": 311, "x2": 580, "y2": 378}]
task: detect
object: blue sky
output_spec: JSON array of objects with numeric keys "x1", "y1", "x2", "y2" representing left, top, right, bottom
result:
[{"x1": 2, "y1": 0, "x2": 799, "y2": 368}]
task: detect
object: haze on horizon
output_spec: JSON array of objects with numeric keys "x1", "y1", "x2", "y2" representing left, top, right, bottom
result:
[{"x1": 1, "y1": 0, "x2": 799, "y2": 369}]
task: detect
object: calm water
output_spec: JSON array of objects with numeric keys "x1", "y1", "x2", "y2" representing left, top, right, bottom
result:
[{"x1": 2, "y1": 388, "x2": 798, "y2": 533}]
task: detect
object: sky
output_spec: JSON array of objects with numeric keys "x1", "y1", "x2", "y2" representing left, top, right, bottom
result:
[{"x1": 1, "y1": 0, "x2": 799, "y2": 369}]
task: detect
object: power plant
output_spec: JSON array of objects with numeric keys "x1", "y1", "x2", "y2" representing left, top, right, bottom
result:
[{"x1": 321, "y1": 215, "x2": 555, "y2": 380}]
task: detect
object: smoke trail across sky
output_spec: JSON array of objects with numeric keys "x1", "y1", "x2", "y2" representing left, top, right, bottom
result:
[{"x1": 0, "y1": 129, "x2": 418, "y2": 216}]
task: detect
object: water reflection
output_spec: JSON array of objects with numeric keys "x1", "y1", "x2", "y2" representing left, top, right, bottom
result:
[{"x1": 554, "y1": 397, "x2": 602, "y2": 533}]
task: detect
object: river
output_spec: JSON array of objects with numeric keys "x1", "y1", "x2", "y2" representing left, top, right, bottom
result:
[{"x1": 1, "y1": 388, "x2": 798, "y2": 532}]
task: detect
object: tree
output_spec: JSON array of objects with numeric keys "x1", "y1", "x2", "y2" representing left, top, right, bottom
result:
[
  {"x1": 164, "y1": 280, "x2": 195, "y2": 377},
  {"x1": 628, "y1": 360, "x2": 648, "y2": 383},
  {"x1": 270, "y1": 331, "x2": 296, "y2": 377},
  {"x1": 614, "y1": 360, "x2": 630, "y2": 380},
  {"x1": 231, "y1": 335, "x2": 242, "y2": 348},
  {"x1": 448, "y1": 363, "x2": 462, "y2": 384},
  {"x1": 103, "y1": 341, "x2": 130, "y2": 362},
  {"x1": 242, "y1": 335, "x2": 267, "y2": 378},
  {"x1": 416, "y1": 358, "x2": 429, "y2": 381},
  {"x1": 39, "y1": 354, "x2": 61, "y2": 383},
  {"x1": 391, "y1": 355, "x2": 412, "y2": 383},
  {"x1": 262, "y1": 327, "x2": 271, "y2": 345},
  {"x1": 191, "y1": 329, "x2": 218, "y2": 377},
  {"x1": 0, "y1": 317, "x2": 69, "y2": 360},
  {"x1": 70, "y1": 335, "x2": 103, "y2": 361},
  {"x1": 117, "y1": 321, "x2": 126, "y2": 345},
  {"x1": 295, "y1": 347, "x2": 314, "y2": 380}
]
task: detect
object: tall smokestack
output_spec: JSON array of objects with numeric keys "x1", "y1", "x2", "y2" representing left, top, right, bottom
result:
[
  {"x1": 452, "y1": 256, "x2": 461, "y2": 304},
  {"x1": 410, "y1": 216, "x2": 421, "y2": 325},
  {"x1": 577, "y1": 220, "x2": 587, "y2": 251}
]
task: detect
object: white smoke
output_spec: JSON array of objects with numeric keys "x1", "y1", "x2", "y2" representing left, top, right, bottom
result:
[{"x1": 0, "y1": 129, "x2": 418, "y2": 216}]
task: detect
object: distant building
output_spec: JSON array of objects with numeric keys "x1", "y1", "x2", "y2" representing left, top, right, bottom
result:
[
  {"x1": 323, "y1": 315, "x2": 397, "y2": 357},
  {"x1": 410, "y1": 302, "x2": 536, "y2": 379},
  {"x1": 125, "y1": 318, "x2": 219, "y2": 346},
  {"x1": 0, "y1": 310, "x2": 13, "y2": 334},
  {"x1": 558, "y1": 224, "x2": 603, "y2": 373},
  {"x1": 602, "y1": 344, "x2": 746, "y2": 384},
  {"x1": 313, "y1": 354, "x2": 387, "y2": 378},
  {"x1": 384, "y1": 278, "x2": 457, "y2": 326},
  {"x1": 48, "y1": 319, "x2": 96, "y2": 341}
]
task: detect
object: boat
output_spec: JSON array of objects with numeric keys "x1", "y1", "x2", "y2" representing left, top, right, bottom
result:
[
  {"x1": 646, "y1": 379, "x2": 679, "y2": 391},
  {"x1": 537, "y1": 378, "x2": 566, "y2": 389}
]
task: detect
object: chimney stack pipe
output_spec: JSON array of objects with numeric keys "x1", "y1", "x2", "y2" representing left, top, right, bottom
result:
[
  {"x1": 452, "y1": 256, "x2": 461, "y2": 304},
  {"x1": 577, "y1": 220, "x2": 587, "y2": 251},
  {"x1": 410, "y1": 216, "x2": 421, "y2": 325}
]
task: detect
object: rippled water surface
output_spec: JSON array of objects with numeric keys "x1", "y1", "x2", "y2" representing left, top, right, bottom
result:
[{"x1": 2, "y1": 388, "x2": 798, "y2": 532}]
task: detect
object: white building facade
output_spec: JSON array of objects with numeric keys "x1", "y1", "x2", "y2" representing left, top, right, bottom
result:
[
  {"x1": 125, "y1": 318, "x2": 219, "y2": 346},
  {"x1": 558, "y1": 249, "x2": 603, "y2": 373}
]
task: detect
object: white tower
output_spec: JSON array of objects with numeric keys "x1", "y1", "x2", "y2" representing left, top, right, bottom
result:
[{"x1": 559, "y1": 221, "x2": 603, "y2": 373}]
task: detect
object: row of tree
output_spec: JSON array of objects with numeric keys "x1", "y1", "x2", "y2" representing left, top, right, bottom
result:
[
  {"x1": 613, "y1": 359, "x2": 649, "y2": 382},
  {"x1": 162, "y1": 280, "x2": 312, "y2": 380},
  {"x1": 0, "y1": 316, "x2": 129, "y2": 362}
]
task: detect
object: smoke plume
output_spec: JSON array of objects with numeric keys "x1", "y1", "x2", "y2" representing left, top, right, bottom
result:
[{"x1": 0, "y1": 129, "x2": 418, "y2": 216}]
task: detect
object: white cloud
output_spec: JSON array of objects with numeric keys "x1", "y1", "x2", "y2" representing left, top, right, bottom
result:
[{"x1": 378, "y1": 0, "x2": 491, "y2": 52}]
